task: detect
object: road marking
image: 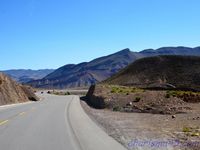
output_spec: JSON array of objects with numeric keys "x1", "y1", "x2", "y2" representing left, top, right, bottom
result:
[
  {"x1": 0, "y1": 110, "x2": 30, "y2": 126},
  {"x1": 65, "y1": 98, "x2": 83, "y2": 150},
  {"x1": 0, "y1": 106, "x2": 36, "y2": 126},
  {"x1": 19, "y1": 112, "x2": 26, "y2": 116},
  {"x1": 0, "y1": 120, "x2": 9, "y2": 126}
]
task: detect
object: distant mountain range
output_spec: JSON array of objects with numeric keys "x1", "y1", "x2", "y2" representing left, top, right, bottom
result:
[
  {"x1": 104, "y1": 55, "x2": 200, "y2": 91},
  {"x1": 140, "y1": 46, "x2": 200, "y2": 56},
  {"x1": 1, "y1": 69, "x2": 55, "y2": 83},
  {"x1": 28, "y1": 46, "x2": 200, "y2": 89}
]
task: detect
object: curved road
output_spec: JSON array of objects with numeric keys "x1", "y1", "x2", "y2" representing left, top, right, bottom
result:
[{"x1": 0, "y1": 93, "x2": 126, "y2": 150}]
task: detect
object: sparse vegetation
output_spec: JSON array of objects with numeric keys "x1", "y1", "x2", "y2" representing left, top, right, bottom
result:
[
  {"x1": 86, "y1": 84, "x2": 196, "y2": 114},
  {"x1": 182, "y1": 126, "x2": 200, "y2": 137},
  {"x1": 191, "y1": 132, "x2": 200, "y2": 137},
  {"x1": 65, "y1": 92, "x2": 71, "y2": 95},
  {"x1": 183, "y1": 127, "x2": 192, "y2": 133},
  {"x1": 110, "y1": 85, "x2": 143, "y2": 94},
  {"x1": 165, "y1": 93, "x2": 170, "y2": 98},
  {"x1": 48, "y1": 90, "x2": 71, "y2": 96},
  {"x1": 167, "y1": 90, "x2": 200, "y2": 98},
  {"x1": 134, "y1": 97, "x2": 141, "y2": 102},
  {"x1": 113, "y1": 106, "x2": 122, "y2": 112},
  {"x1": 166, "y1": 90, "x2": 200, "y2": 102}
]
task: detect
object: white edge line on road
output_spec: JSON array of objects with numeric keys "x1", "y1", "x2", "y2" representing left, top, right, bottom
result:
[
  {"x1": 67, "y1": 96, "x2": 127, "y2": 150},
  {"x1": 64, "y1": 97, "x2": 83, "y2": 150}
]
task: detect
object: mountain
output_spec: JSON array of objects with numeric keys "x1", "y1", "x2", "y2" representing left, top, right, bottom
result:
[
  {"x1": 28, "y1": 46, "x2": 200, "y2": 89},
  {"x1": 28, "y1": 49, "x2": 139, "y2": 88},
  {"x1": 0, "y1": 73, "x2": 38, "y2": 106},
  {"x1": 105, "y1": 55, "x2": 200, "y2": 91},
  {"x1": 2, "y1": 69, "x2": 55, "y2": 83}
]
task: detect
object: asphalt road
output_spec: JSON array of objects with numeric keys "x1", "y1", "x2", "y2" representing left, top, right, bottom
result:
[{"x1": 0, "y1": 93, "x2": 126, "y2": 150}]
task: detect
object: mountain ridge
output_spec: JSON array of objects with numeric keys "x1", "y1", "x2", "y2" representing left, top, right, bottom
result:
[{"x1": 28, "y1": 46, "x2": 200, "y2": 89}]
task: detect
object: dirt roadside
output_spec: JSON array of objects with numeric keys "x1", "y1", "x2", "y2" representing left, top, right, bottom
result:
[{"x1": 81, "y1": 100, "x2": 200, "y2": 150}]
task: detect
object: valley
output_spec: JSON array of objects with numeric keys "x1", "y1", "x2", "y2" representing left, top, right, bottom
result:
[
  {"x1": 1, "y1": 47, "x2": 200, "y2": 150},
  {"x1": 1, "y1": 1, "x2": 200, "y2": 150}
]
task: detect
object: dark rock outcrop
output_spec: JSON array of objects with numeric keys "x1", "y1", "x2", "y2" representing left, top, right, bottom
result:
[{"x1": 86, "y1": 85, "x2": 106, "y2": 109}]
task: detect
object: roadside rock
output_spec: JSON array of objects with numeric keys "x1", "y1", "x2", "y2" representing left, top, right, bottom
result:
[{"x1": 172, "y1": 115, "x2": 176, "y2": 119}]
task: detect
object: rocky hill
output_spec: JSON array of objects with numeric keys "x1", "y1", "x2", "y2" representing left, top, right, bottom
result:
[
  {"x1": 105, "y1": 55, "x2": 200, "y2": 91},
  {"x1": 28, "y1": 46, "x2": 200, "y2": 89},
  {"x1": 0, "y1": 73, "x2": 38, "y2": 106}
]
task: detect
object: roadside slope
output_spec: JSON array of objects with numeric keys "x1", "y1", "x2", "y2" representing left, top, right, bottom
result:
[{"x1": 0, "y1": 73, "x2": 38, "y2": 106}]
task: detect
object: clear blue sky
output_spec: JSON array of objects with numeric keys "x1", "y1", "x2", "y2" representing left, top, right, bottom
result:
[{"x1": 0, "y1": 0, "x2": 200, "y2": 70}]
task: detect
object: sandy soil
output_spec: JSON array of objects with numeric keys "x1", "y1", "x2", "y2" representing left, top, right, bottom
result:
[{"x1": 81, "y1": 100, "x2": 200, "y2": 150}]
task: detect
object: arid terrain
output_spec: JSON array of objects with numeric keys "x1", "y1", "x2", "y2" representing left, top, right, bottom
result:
[
  {"x1": 81, "y1": 94, "x2": 200, "y2": 150},
  {"x1": 82, "y1": 55, "x2": 200, "y2": 150},
  {"x1": 2, "y1": 52, "x2": 200, "y2": 150},
  {"x1": 86, "y1": 84, "x2": 200, "y2": 114}
]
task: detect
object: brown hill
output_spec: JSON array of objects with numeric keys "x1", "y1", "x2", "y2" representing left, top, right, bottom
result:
[
  {"x1": 105, "y1": 55, "x2": 200, "y2": 91},
  {"x1": 0, "y1": 73, "x2": 38, "y2": 106}
]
